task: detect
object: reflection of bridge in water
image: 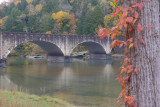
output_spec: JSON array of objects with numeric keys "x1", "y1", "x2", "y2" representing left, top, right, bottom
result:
[
  {"x1": 0, "y1": 32, "x2": 123, "y2": 67},
  {"x1": 0, "y1": 59, "x2": 117, "y2": 95}
]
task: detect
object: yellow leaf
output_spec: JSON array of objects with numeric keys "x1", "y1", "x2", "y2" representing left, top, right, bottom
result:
[
  {"x1": 52, "y1": 11, "x2": 70, "y2": 24},
  {"x1": 129, "y1": 43, "x2": 134, "y2": 48},
  {"x1": 36, "y1": 4, "x2": 43, "y2": 12},
  {"x1": 0, "y1": 16, "x2": 8, "y2": 29},
  {"x1": 46, "y1": 31, "x2": 52, "y2": 34},
  {"x1": 26, "y1": 0, "x2": 33, "y2": 4},
  {"x1": 14, "y1": 1, "x2": 21, "y2": 6},
  {"x1": 70, "y1": 0, "x2": 74, "y2": 3}
]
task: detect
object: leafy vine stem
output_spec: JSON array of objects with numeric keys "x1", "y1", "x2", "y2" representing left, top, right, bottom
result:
[{"x1": 98, "y1": 0, "x2": 151, "y2": 106}]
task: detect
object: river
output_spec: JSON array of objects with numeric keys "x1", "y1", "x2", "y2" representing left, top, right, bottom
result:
[{"x1": 0, "y1": 56, "x2": 122, "y2": 107}]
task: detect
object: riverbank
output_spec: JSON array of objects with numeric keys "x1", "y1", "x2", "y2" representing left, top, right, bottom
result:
[{"x1": 0, "y1": 90, "x2": 77, "y2": 107}]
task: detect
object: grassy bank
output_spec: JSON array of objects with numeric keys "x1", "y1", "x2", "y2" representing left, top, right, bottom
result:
[{"x1": 0, "y1": 91, "x2": 77, "y2": 107}]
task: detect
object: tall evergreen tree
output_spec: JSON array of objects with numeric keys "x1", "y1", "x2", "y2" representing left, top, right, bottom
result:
[{"x1": 77, "y1": 5, "x2": 104, "y2": 35}]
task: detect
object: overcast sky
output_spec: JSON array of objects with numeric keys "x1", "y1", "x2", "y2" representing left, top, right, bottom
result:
[{"x1": 0, "y1": 0, "x2": 8, "y2": 4}]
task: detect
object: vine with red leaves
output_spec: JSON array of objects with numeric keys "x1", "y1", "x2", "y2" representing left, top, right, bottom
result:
[{"x1": 98, "y1": 0, "x2": 152, "y2": 106}]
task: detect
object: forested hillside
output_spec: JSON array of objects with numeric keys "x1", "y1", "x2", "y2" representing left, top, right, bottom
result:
[
  {"x1": 0, "y1": 0, "x2": 114, "y2": 35},
  {"x1": 0, "y1": 0, "x2": 159, "y2": 56}
]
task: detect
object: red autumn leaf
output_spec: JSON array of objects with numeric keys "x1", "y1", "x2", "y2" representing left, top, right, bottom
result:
[
  {"x1": 132, "y1": 4, "x2": 138, "y2": 8},
  {"x1": 114, "y1": 7, "x2": 120, "y2": 15},
  {"x1": 127, "y1": 96, "x2": 134, "y2": 105},
  {"x1": 121, "y1": 89, "x2": 126, "y2": 96},
  {"x1": 135, "y1": 11, "x2": 139, "y2": 19},
  {"x1": 134, "y1": 43, "x2": 137, "y2": 48},
  {"x1": 119, "y1": 43, "x2": 124, "y2": 48},
  {"x1": 146, "y1": 0, "x2": 150, "y2": 3},
  {"x1": 115, "y1": 39, "x2": 120, "y2": 46},
  {"x1": 126, "y1": 17, "x2": 133, "y2": 23},
  {"x1": 127, "y1": 69, "x2": 133, "y2": 73},
  {"x1": 137, "y1": 24, "x2": 143, "y2": 32},
  {"x1": 116, "y1": 100, "x2": 120, "y2": 104},
  {"x1": 122, "y1": 97, "x2": 128, "y2": 103},
  {"x1": 132, "y1": 3, "x2": 144, "y2": 10},
  {"x1": 131, "y1": 1, "x2": 136, "y2": 4},
  {"x1": 124, "y1": 57, "x2": 128, "y2": 61},
  {"x1": 124, "y1": 50, "x2": 128, "y2": 55},
  {"x1": 128, "y1": 65, "x2": 134, "y2": 69},
  {"x1": 110, "y1": 44, "x2": 115, "y2": 49},
  {"x1": 99, "y1": 28, "x2": 110, "y2": 39},
  {"x1": 124, "y1": 42, "x2": 127, "y2": 46},
  {"x1": 124, "y1": 23, "x2": 128, "y2": 28},
  {"x1": 121, "y1": 12, "x2": 128, "y2": 18},
  {"x1": 127, "y1": 38, "x2": 133, "y2": 43},
  {"x1": 124, "y1": 76, "x2": 129, "y2": 82},
  {"x1": 106, "y1": 31, "x2": 110, "y2": 38},
  {"x1": 148, "y1": 25, "x2": 152, "y2": 30},
  {"x1": 121, "y1": 68, "x2": 127, "y2": 73},
  {"x1": 111, "y1": 26, "x2": 118, "y2": 31},
  {"x1": 133, "y1": 105, "x2": 137, "y2": 107},
  {"x1": 135, "y1": 68, "x2": 139, "y2": 74},
  {"x1": 122, "y1": 8, "x2": 128, "y2": 12},
  {"x1": 111, "y1": 35, "x2": 116, "y2": 40},
  {"x1": 133, "y1": 19, "x2": 137, "y2": 24},
  {"x1": 118, "y1": 93, "x2": 123, "y2": 99},
  {"x1": 128, "y1": 28, "x2": 133, "y2": 32},
  {"x1": 98, "y1": 28, "x2": 104, "y2": 36},
  {"x1": 122, "y1": 83, "x2": 126, "y2": 89},
  {"x1": 128, "y1": 7, "x2": 132, "y2": 11},
  {"x1": 116, "y1": 75, "x2": 123, "y2": 82},
  {"x1": 139, "y1": 37, "x2": 146, "y2": 45},
  {"x1": 100, "y1": 33, "x2": 106, "y2": 39},
  {"x1": 137, "y1": 3, "x2": 144, "y2": 10},
  {"x1": 128, "y1": 58, "x2": 131, "y2": 63},
  {"x1": 110, "y1": 40, "x2": 118, "y2": 48}
]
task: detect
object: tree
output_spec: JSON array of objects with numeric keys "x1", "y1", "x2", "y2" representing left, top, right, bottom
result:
[
  {"x1": 38, "y1": 13, "x2": 54, "y2": 33},
  {"x1": 42, "y1": 0, "x2": 59, "y2": 13},
  {"x1": 5, "y1": 7, "x2": 22, "y2": 32},
  {"x1": 124, "y1": 0, "x2": 160, "y2": 106},
  {"x1": 99, "y1": 0, "x2": 160, "y2": 106},
  {"x1": 77, "y1": 5, "x2": 104, "y2": 35},
  {"x1": 91, "y1": 0, "x2": 98, "y2": 6},
  {"x1": 52, "y1": 11, "x2": 77, "y2": 34}
]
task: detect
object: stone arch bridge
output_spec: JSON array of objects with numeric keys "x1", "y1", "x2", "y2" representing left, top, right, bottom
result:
[{"x1": 0, "y1": 32, "x2": 122, "y2": 67}]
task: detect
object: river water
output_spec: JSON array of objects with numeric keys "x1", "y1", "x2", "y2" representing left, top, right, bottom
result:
[{"x1": 0, "y1": 56, "x2": 122, "y2": 107}]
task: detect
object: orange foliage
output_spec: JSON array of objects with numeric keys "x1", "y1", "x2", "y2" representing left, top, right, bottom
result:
[
  {"x1": 45, "y1": 31, "x2": 52, "y2": 34},
  {"x1": 36, "y1": 4, "x2": 43, "y2": 12},
  {"x1": 14, "y1": 0, "x2": 21, "y2": 6},
  {"x1": 0, "y1": 16, "x2": 8, "y2": 29},
  {"x1": 26, "y1": 0, "x2": 33, "y2": 4}
]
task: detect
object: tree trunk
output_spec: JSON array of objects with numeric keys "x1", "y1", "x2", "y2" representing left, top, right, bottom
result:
[{"x1": 124, "y1": 0, "x2": 160, "y2": 106}]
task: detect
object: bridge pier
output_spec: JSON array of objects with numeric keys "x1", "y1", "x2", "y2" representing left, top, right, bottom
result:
[
  {"x1": 47, "y1": 56, "x2": 70, "y2": 63},
  {"x1": 0, "y1": 59, "x2": 7, "y2": 68},
  {"x1": 90, "y1": 54, "x2": 112, "y2": 60}
]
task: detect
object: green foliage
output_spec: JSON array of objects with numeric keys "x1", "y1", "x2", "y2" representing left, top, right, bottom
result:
[
  {"x1": 91, "y1": 0, "x2": 98, "y2": 6},
  {"x1": 13, "y1": 42, "x2": 32, "y2": 56},
  {"x1": 0, "y1": 0, "x2": 114, "y2": 34},
  {"x1": 77, "y1": 5, "x2": 104, "y2": 35},
  {"x1": 42, "y1": 0, "x2": 59, "y2": 13},
  {"x1": 0, "y1": 0, "x2": 114, "y2": 55},
  {"x1": 38, "y1": 13, "x2": 55, "y2": 33}
]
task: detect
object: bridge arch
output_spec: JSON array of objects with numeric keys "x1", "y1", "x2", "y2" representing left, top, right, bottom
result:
[
  {"x1": 69, "y1": 41, "x2": 107, "y2": 56},
  {"x1": 4, "y1": 40, "x2": 64, "y2": 59}
]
